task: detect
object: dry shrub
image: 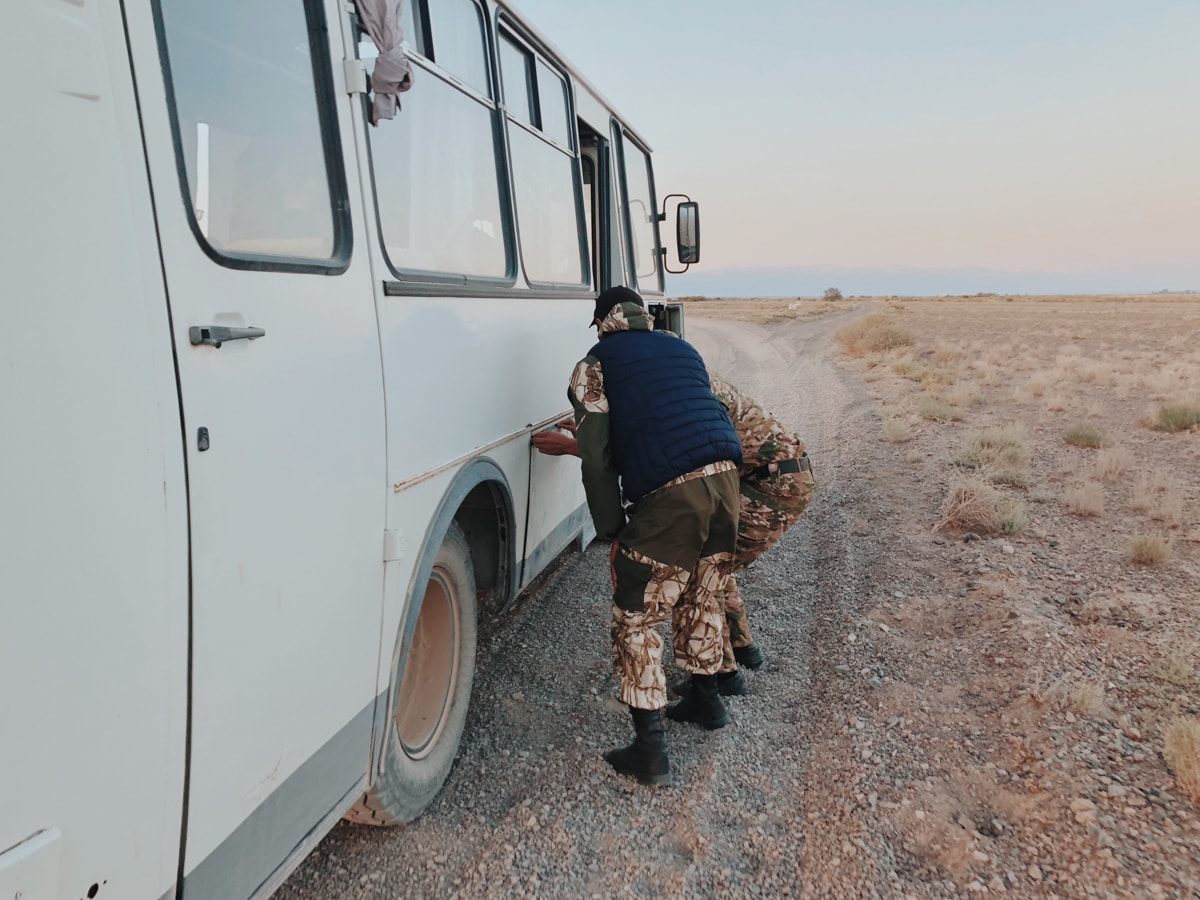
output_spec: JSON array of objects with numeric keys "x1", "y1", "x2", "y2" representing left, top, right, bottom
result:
[
  {"x1": 977, "y1": 366, "x2": 1003, "y2": 387},
  {"x1": 934, "y1": 475, "x2": 1027, "y2": 535},
  {"x1": 933, "y1": 343, "x2": 966, "y2": 366},
  {"x1": 1079, "y1": 363, "x2": 1113, "y2": 386},
  {"x1": 918, "y1": 393, "x2": 964, "y2": 422},
  {"x1": 882, "y1": 417, "x2": 912, "y2": 443},
  {"x1": 1133, "y1": 470, "x2": 1184, "y2": 523},
  {"x1": 953, "y1": 425, "x2": 1029, "y2": 486},
  {"x1": 1063, "y1": 423, "x2": 1108, "y2": 448},
  {"x1": 1026, "y1": 371, "x2": 1054, "y2": 399},
  {"x1": 945, "y1": 385, "x2": 980, "y2": 408},
  {"x1": 1163, "y1": 718, "x2": 1200, "y2": 803},
  {"x1": 1153, "y1": 402, "x2": 1200, "y2": 433},
  {"x1": 1151, "y1": 490, "x2": 1184, "y2": 525},
  {"x1": 1089, "y1": 447, "x2": 1134, "y2": 481},
  {"x1": 836, "y1": 313, "x2": 913, "y2": 357},
  {"x1": 920, "y1": 368, "x2": 958, "y2": 387},
  {"x1": 905, "y1": 449, "x2": 924, "y2": 464},
  {"x1": 1043, "y1": 392, "x2": 1069, "y2": 413},
  {"x1": 1070, "y1": 682, "x2": 1109, "y2": 718},
  {"x1": 1129, "y1": 534, "x2": 1172, "y2": 565},
  {"x1": 1063, "y1": 482, "x2": 1105, "y2": 517},
  {"x1": 1152, "y1": 649, "x2": 1196, "y2": 686}
]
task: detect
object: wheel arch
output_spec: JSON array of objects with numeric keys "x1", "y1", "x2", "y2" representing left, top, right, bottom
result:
[{"x1": 397, "y1": 455, "x2": 515, "y2": 659}]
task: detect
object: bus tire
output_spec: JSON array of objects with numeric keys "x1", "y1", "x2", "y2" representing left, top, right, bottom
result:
[{"x1": 351, "y1": 521, "x2": 478, "y2": 825}]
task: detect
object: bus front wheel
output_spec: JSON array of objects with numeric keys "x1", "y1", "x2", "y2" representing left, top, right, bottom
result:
[{"x1": 351, "y1": 521, "x2": 478, "y2": 824}]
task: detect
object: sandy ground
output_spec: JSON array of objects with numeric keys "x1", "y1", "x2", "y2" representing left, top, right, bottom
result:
[{"x1": 279, "y1": 298, "x2": 1200, "y2": 899}]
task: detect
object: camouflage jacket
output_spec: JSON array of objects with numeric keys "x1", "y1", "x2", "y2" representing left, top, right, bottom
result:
[{"x1": 709, "y1": 372, "x2": 809, "y2": 482}]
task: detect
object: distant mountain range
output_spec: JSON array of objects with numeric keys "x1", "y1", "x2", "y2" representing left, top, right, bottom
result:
[{"x1": 665, "y1": 264, "x2": 1200, "y2": 298}]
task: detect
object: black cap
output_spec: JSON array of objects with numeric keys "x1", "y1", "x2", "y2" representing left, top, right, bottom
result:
[{"x1": 591, "y1": 285, "x2": 644, "y2": 326}]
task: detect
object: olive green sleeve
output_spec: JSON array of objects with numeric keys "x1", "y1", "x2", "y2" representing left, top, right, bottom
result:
[{"x1": 568, "y1": 358, "x2": 625, "y2": 539}]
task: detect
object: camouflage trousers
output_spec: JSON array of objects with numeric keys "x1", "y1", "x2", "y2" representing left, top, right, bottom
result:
[
  {"x1": 610, "y1": 468, "x2": 739, "y2": 710},
  {"x1": 717, "y1": 468, "x2": 816, "y2": 671}
]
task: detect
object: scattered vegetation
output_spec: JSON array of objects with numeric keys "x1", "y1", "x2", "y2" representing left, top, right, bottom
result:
[
  {"x1": 835, "y1": 313, "x2": 913, "y2": 357},
  {"x1": 952, "y1": 425, "x2": 1030, "y2": 486},
  {"x1": 1129, "y1": 534, "x2": 1172, "y2": 565},
  {"x1": 934, "y1": 475, "x2": 1027, "y2": 535},
  {"x1": 1164, "y1": 718, "x2": 1200, "y2": 803},
  {"x1": 945, "y1": 385, "x2": 981, "y2": 409},
  {"x1": 1152, "y1": 648, "x2": 1196, "y2": 686},
  {"x1": 1152, "y1": 403, "x2": 1200, "y2": 433},
  {"x1": 882, "y1": 417, "x2": 913, "y2": 443},
  {"x1": 1063, "y1": 423, "x2": 1108, "y2": 448},
  {"x1": 1089, "y1": 447, "x2": 1134, "y2": 481},
  {"x1": 918, "y1": 393, "x2": 964, "y2": 422},
  {"x1": 1063, "y1": 482, "x2": 1105, "y2": 517},
  {"x1": 1133, "y1": 470, "x2": 1184, "y2": 524}
]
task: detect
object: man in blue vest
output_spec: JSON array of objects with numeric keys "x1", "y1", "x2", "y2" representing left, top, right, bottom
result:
[{"x1": 567, "y1": 285, "x2": 743, "y2": 786}]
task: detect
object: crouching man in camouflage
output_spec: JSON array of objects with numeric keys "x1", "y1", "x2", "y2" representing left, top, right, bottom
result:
[
  {"x1": 535, "y1": 373, "x2": 816, "y2": 700},
  {"x1": 700, "y1": 374, "x2": 816, "y2": 696},
  {"x1": 567, "y1": 286, "x2": 742, "y2": 786}
]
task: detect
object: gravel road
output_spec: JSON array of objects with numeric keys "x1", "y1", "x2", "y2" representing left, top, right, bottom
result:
[{"x1": 279, "y1": 305, "x2": 885, "y2": 899}]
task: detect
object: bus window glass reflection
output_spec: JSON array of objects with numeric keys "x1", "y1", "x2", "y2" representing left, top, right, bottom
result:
[{"x1": 157, "y1": 0, "x2": 338, "y2": 262}]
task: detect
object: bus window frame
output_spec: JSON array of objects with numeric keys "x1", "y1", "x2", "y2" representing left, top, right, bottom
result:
[
  {"x1": 151, "y1": 0, "x2": 354, "y2": 276},
  {"x1": 495, "y1": 15, "x2": 591, "y2": 293},
  {"x1": 613, "y1": 122, "x2": 664, "y2": 296},
  {"x1": 362, "y1": 0, "x2": 518, "y2": 290}
]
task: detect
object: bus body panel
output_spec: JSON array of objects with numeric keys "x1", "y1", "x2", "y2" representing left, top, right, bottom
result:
[
  {"x1": 0, "y1": 2, "x2": 188, "y2": 899},
  {"x1": 2, "y1": 0, "x2": 671, "y2": 896},
  {"x1": 122, "y1": 1, "x2": 388, "y2": 890}
]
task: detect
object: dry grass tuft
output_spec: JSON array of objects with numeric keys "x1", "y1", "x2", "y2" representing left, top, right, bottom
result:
[
  {"x1": 934, "y1": 475, "x2": 1027, "y2": 535},
  {"x1": 1129, "y1": 534, "x2": 1172, "y2": 565},
  {"x1": 1063, "y1": 423, "x2": 1108, "y2": 448},
  {"x1": 1043, "y1": 392, "x2": 1069, "y2": 414},
  {"x1": 1089, "y1": 447, "x2": 1134, "y2": 481},
  {"x1": 976, "y1": 366, "x2": 1003, "y2": 387},
  {"x1": 1063, "y1": 482, "x2": 1105, "y2": 517},
  {"x1": 1163, "y1": 718, "x2": 1200, "y2": 803},
  {"x1": 1070, "y1": 682, "x2": 1109, "y2": 718},
  {"x1": 953, "y1": 425, "x2": 1029, "y2": 486},
  {"x1": 918, "y1": 393, "x2": 964, "y2": 422},
  {"x1": 1133, "y1": 470, "x2": 1184, "y2": 524},
  {"x1": 882, "y1": 417, "x2": 913, "y2": 443},
  {"x1": 1152, "y1": 649, "x2": 1196, "y2": 686},
  {"x1": 835, "y1": 313, "x2": 914, "y2": 357},
  {"x1": 1152, "y1": 402, "x2": 1200, "y2": 433},
  {"x1": 945, "y1": 385, "x2": 981, "y2": 409}
]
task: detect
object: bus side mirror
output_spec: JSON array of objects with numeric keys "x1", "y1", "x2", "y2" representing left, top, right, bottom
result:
[{"x1": 677, "y1": 201, "x2": 700, "y2": 265}]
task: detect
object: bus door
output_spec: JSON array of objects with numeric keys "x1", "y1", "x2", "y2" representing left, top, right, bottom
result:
[{"x1": 128, "y1": 1, "x2": 386, "y2": 895}]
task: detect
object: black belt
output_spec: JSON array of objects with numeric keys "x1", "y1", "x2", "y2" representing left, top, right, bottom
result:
[{"x1": 748, "y1": 454, "x2": 809, "y2": 480}]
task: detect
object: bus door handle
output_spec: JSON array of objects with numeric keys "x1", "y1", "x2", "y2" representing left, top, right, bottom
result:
[{"x1": 189, "y1": 325, "x2": 266, "y2": 349}]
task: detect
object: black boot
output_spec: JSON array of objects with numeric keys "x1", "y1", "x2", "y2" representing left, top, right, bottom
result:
[
  {"x1": 665, "y1": 673, "x2": 731, "y2": 730},
  {"x1": 733, "y1": 643, "x2": 766, "y2": 670},
  {"x1": 605, "y1": 707, "x2": 672, "y2": 786},
  {"x1": 716, "y1": 669, "x2": 749, "y2": 696}
]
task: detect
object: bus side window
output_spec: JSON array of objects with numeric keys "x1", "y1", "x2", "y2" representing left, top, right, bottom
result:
[
  {"x1": 366, "y1": 0, "x2": 508, "y2": 278},
  {"x1": 617, "y1": 133, "x2": 663, "y2": 295},
  {"x1": 156, "y1": 0, "x2": 346, "y2": 266},
  {"x1": 499, "y1": 31, "x2": 586, "y2": 287}
]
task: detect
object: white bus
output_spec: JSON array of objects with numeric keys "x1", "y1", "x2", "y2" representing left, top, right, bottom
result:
[{"x1": 0, "y1": 1, "x2": 699, "y2": 898}]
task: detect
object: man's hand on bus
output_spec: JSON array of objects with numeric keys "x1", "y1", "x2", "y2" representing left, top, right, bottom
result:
[{"x1": 531, "y1": 423, "x2": 580, "y2": 457}]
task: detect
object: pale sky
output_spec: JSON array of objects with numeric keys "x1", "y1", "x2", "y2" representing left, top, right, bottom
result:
[{"x1": 514, "y1": 0, "x2": 1200, "y2": 291}]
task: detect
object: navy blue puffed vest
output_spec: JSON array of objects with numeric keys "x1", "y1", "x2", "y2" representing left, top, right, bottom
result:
[{"x1": 588, "y1": 330, "x2": 742, "y2": 502}]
